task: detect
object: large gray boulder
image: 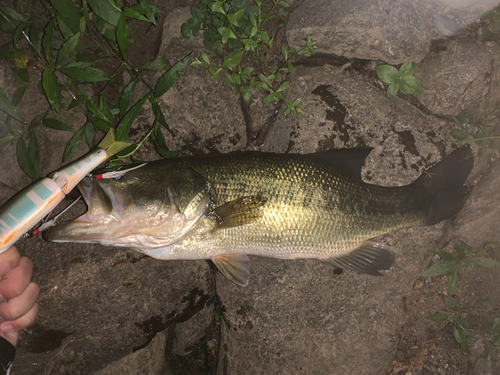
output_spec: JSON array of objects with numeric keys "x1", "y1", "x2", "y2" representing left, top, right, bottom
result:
[
  {"x1": 287, "y1": 0, "x2": 436, "y2": 64},
  {"x1": 415, "y1": 37, "x2": 500, "y2": 117}
]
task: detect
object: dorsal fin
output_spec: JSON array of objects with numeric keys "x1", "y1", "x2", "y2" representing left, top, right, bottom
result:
[{"x1": 303, "y1": 148, "x2": 373, "y2": 181}]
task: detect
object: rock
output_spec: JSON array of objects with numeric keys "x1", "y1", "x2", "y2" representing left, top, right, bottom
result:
[
  {"x1": 263, "y1": 63, "x2": 455, "y2": 187},
  {"x1": 454, "y1": 158, "x2": 500, "y2": 246},
  {"x1": 12, "y1": 234, "x2": 217, "y2": 374},
  {"x1": 287, "y1": 0, "x2": 436, "y2": 64},
  {"x1": 151, "y1": 7, "x2": 247, "y2": 155},
  {"x1": 216, "y1": 225, "x2": 448, "y2": 374},
  {"x1": 94, "y1": 330, "x2": 167, "y2": 375},
  {"x1": 415, "y1": 37, "x2": 500, "y2": 116}
]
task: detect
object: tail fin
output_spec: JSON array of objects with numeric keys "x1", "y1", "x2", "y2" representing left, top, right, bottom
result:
[
  {"x1": 97, "y1": 129, "x2": 131, "y2": 158},
  {"x1": 416, "y1": 146, "x2": 474, "y2": 226}
]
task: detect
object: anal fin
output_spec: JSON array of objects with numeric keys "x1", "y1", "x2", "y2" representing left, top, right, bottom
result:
[
  {"x1": 211, "y1": 254, "x2": 250, "y2": 287},
  {"x1": 325, "y1": 241, "x2": 395, "y2": 276}
]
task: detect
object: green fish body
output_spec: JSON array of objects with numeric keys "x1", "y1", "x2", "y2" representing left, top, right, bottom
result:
[{"x1": 44, "y1": 147, "x2": 473, "y2": 286}]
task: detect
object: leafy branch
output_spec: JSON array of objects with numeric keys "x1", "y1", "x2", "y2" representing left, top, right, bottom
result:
[
  {"x1": 182, "y1": 0, "x2": 316, "y2": 114},
  {"x1": 0, "y1": 0, "x2": 189, "y2": 181}
]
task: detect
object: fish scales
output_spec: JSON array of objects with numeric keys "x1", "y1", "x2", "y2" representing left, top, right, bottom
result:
[{"x1": 159, "y1": 152, "x2": 428, "y2": 260}]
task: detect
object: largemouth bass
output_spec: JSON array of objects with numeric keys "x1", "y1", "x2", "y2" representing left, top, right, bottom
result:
[{"x1": 44, "y1": 147, "x2": 473, "y2": 286}]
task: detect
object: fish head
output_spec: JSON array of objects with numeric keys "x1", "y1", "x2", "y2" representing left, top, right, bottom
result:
[{"x1": 43, "y1": 163, "x2": 211, "y2": 251}]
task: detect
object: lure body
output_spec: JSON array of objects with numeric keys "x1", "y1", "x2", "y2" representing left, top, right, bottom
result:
[{"x1": 0, "y1": 130, "x2": 129, "y2": 253}]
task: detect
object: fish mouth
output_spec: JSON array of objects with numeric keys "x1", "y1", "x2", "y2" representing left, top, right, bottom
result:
[
  {"x1": 42, "y1": 177, "x2": 124, "y2": 244},
  {"x1": 42, "y1": 166, "x2": 212, "y2": 249}
]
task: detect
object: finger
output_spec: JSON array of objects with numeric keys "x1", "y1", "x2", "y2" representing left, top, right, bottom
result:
[
  {"x1": 0, "y1": 302, "x2": 39, "y2": 347},
  {"x1": 0, "y1": 256, "x2": 34, "y2": 301},
  {"x1": 0, "y1": 282, "x2": 39, "y2": 322},
  {"x1": 0, "y1": 246, "x2": 21, "y2": 277}
]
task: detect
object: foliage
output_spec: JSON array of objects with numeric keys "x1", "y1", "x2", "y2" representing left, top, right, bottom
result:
[
  {"x1": 375, "y1": 59, "x2": 421, "y2": 100},
  {"x1": 423, "y1": 242, "x2": 500, "y2": 360},
  {"x1": 0, "y1": 0, "x2": 188, "y2": 181},
  {"x1": 451, "y1": 111, "x2": 500, "y2": 168},
  {"x1": 182, "y1": 0, "x2": 316, "y2": 115}
]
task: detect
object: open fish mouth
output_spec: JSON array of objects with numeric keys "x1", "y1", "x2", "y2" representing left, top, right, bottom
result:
[{"x1": 43, "y1": 165, "x2": 212, "y2": 250}]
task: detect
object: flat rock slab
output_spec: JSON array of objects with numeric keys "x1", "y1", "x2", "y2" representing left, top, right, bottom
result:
[
  {"x1": 12, "y1": 235, "x2": 216, "y2": 374},
  {"x1": 287, "y1": 0, "x2": 435, "y2": 64},
  {"x1": 263, "y1": 64, "x2": 457, "y2": 187},
  {"x1": 216, "y1": 226, "x2": 447, "y2": 374}
]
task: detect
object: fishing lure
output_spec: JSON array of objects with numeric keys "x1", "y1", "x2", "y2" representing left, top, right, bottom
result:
[{"x1": 0, "y1": 129, "x2": 130, "y2": 253}]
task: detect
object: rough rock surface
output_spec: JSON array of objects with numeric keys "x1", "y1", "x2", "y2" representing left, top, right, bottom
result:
[
  {"x1": 416, "y1": 37, "x2": 500, "y2": 116},
  {"x1": 11, "y1": 234, "x2": 216, "y2": 374},
  {"x1": 287, "y1": 0, "x2": 436, "y2": 64},
  {"x1": 454, "y1": 159, "x2": 500, "y2": 246},
  {"x1": 152, "y1": 7, "x2": 247, "y2": 155},
  {"x1": 263, "y1": 64, "x2": 456, "y2": 186}
]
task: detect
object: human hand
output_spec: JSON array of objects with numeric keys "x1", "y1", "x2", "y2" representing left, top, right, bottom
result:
[{"x1": 0, "y1": 246, "x2": 39, "y2": 347}]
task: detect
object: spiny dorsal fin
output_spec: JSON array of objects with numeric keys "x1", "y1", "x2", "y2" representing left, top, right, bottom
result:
[
  {"x1": 324, "y1": 241, "x2": 395, "y2": 276},
  {"x1": 208, "y1": 195, "x2": 268, "y2": 232},
  {"x1": 211, "y1": 254, "x2": 250, "y2": 286},
  {"x1": 304, "y1": 148, "x2": 373, "y2": 182}
]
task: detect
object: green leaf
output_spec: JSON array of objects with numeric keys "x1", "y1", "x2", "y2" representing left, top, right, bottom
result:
[
  {"x1": 116, "y1": 13, "x2": 127, "y2": 60},
  {"x1": 227, "y1": 9, "x2": 245, "y2": 26},
  {"x1": 278, "y1": 1, "x2": 290, "y2": 6},
  {"x1": 17, "y1": 137, "x2": 37, "y2": 181},
  {"x1": 399, "y1": 75, "x2": 421, "y2": 96},
  {"x1": 211, "y1": 1, "x2": 225, "y2": 14},
  {"x1": 43, "y1": 118, "x2": 75, "y2": 132},
  {"x1": 153, "y1": 125, "x2": 185, "y2": 158},
  {"x1": 453, "y1": 326, "x2": 470, "y2": 352},
  {"x1": 0, "y1": 4, "x2": 27, "y2": 22},
  {"x1": 376, "y1": 65, "x2": 398, "y2": 85},
  {"x1": 84, "y1": 122, "x2": 93, "y2": 149},
  {"x1": 29, "y1": 24, "x2": 41, "y2": 56},
  {"x1": 0, "y1": 15, "x2": 15, "y2": 34},
  {"x1": 153, "y1": 53, "x2": 191, "y2": 98},
  {"x1": 63, "y1": 125, "x2": 85, "y2": 162},
  {"x1": 42, "y1": 67, "x2": 62, "y2": 114},
  {"x1": 447, "y1": 263, "x2": 460, "y2": 295},
  {"x1": 87, "y1": 0, "x2": 122, "y2": 26},
  {"x1": 87, "y1": 101, "x2": 112, "y2": 124},
  {"x1": 399, "y1": 60, "x2": 416, "y2": 76},
  {"x1": 122, "y1": 7, "x2": 149, "y2": 23},
  {"x1": 436, "y1": 248, "x2": 457, "y2": 262},
  {"x1": 59, "y1": 64, "x2": 110, "y2": 82},
  {"x1": 152, "y1": 100, "x2": 170, "y2": 132},
  {"x1": 450, "y1": 128, "x2": 468, "y2": 141},
  {"x1": 0, "y1": 86, "x2": 26, "y2": 123},
  {"x1": 464, "y1": 257, "x2": 500, "y2": 268},
  {"x1": 442, "y1": 294, "x2": 461, "y2": 312},
  {"x1": 119, "y1": 78, "x2": 138, "y2": 118},
  {"x1": 426, "y1": 312, "x2": 450, "y2": 323},
  {"x1": 115, "y1": 93, "x2": 150, "y2": 141},
  {"x1": 42, "y1": 17, "x2": 56, "y2": 63},
  {"x1": 139, "y1": 58, "x2": 170, "y2": 70},
  {"x1": 421, "y1": 262, "x2": 453, "y2": 277},
  {"x1": 277, "y1": 81, "x2": 290, "y2": 92},
  {"x1": 0, "y1": 136, "x2": 15, "y2": 151},
  {"x1": 56, "y1": 32, "x2": 80, "y2": 66},
  {"x1": 28, "y1": 113, "x2": 46, "y2": 131},
  {"x1": 51, "y1": 0, "x2": 81, "y2": 34}
]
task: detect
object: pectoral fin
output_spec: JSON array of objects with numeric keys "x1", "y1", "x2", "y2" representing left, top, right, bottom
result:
[
  {"x1": 325, "y1": 241, "x2": 395, "y2": 276},
  {"x1": 208, "y1": 195, "x2": 267, "y2": 232},
  {"x1": 211, "y1": 254, "x2": 250, "y2": 287}
]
